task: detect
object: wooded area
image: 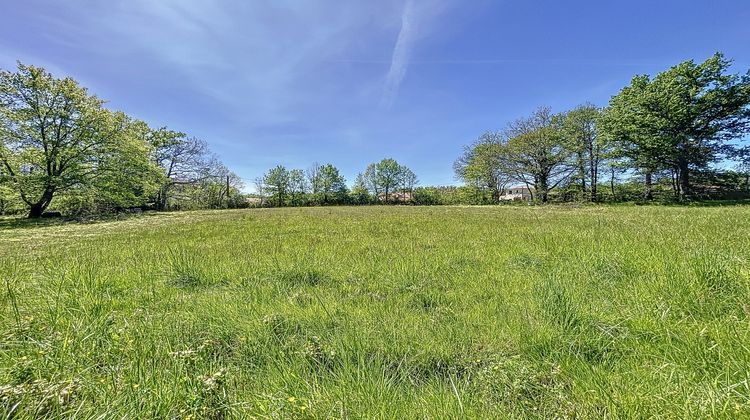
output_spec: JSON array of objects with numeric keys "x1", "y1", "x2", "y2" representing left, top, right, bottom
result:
[{"x1": 454, "y1": 53, "x2": 750, "y2": 204}]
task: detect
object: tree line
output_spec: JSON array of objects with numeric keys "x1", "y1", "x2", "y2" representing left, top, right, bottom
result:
[
  {"x1": 2, "y1": 54, "x2": 749, "y2": 217},
  {"x1": 0, "y1": 63, "x2": 244, "y2": 218},
  {"x1": 254, "y1": 158, "x2": 418, "y2": 207},
  {"x1": 455, "y1": 53, "x2": 750, "y2": 203}
]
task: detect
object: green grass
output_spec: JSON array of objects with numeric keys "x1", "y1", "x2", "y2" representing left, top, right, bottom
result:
[{"x1": 1, "y1": 205, "x2": 750, "y2": 418}]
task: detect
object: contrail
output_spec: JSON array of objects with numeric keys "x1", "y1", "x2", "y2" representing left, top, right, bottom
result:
[{"x1": 381, "y1": 0, "x2": 415, "y2": 109}]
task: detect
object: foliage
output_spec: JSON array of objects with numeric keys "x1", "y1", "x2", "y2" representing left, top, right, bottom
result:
[
  {"x1": 454, "y1": 132, "x2": 509, "y2": 202},
  {"x1": 262, "y1": 165, "x2": 290, "y2": 207},
  {"x1": 360, "y1": 158, "x2": 417, "y2": 203},
  {"x1": 0, "y1": 62, "x2": 241, "y2": 217},
  {"x1": 0, "y1": 64, "x2": 133, "y2": 217},
  {"x1": 349, "y1": 173, "x2": 372, "y2": 205},
  {"x1": 601, "y1": 53, "x2": 750, "y2": 200},
  {"x1": 311, "y1": 163, "x2": 348, "y2": 205},
  {"x1": 562, "y1": 104, "x2": 609, "y2": 202}
]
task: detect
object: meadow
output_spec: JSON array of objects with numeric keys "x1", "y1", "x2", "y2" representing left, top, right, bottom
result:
[{"x1": 1, "y1": 205, "x2": 750, "y2": 418}]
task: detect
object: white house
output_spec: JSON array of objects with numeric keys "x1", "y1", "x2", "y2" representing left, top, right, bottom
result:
[{"x1": 499, "y1": 186, "x2": 533, "y2": 201}]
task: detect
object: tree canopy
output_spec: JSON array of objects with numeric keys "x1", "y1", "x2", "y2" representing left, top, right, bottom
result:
[{"x1": 600, "y1": 53, "x2": 750, "y2": 200}]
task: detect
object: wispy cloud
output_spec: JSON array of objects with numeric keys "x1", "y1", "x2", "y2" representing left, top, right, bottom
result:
[
  {"x1": 381, "y1": 0, "x2": 416, "y2": 109},
  {"x1": 0, "y1": 0, "x2": 456, "y2": 182}
]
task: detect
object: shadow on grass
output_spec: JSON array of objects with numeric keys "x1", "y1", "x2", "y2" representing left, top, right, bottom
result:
[
  {"x1": 0, "y1": 211, "x2": 163, "y2": 231},
  {"x1": 625, "y1": 198, "x2": 750, "y2": 207},
  {"x1": 681, "y1": 198, "x2": 750, "y2": 207}
]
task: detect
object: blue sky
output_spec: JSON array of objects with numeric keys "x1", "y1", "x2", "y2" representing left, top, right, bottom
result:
[{"x1": 1, "y1": 1, "x2": 749, "y2": 189}]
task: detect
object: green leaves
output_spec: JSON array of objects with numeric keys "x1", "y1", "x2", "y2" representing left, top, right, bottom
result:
[
  {"x1": 0, "y1": 63, "x2": 117, "y2": 215},
  {"x1": 601, "y1": 53, "x2": 750, "y2": 199},
  {"x1": 262, "y1": 165, "x2": 291, "y2": 207},
  {"x1": 361, "y1": 158, "x2": 417, "y2": 202},
  {"x1": 0, "y1": 62, "x2": 239, "y2": 216}
]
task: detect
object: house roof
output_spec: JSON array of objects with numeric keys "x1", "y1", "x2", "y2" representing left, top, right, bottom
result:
[{"x1": 505, "y1": 186, "x2": 533, "y2": 192}]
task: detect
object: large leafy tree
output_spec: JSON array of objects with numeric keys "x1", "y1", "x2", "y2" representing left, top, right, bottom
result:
[
  {"x1": 601, "y1": 53, "x2": 750, "y2": 200},
  {"x1": 562, "y1": 104, "x2": 608, "y2": 202},
  {"x1": 454, "y1": 131, "x2": 509, "y2": 202},
  {"x1": 503, "y1": 107, "x2": 573, "y2": 203},
  {"x1": 70, "y1": 117, "x2": 162, "y2": 213},
  {"x1": 362, "y1": 158, "x2": 413, "y2": 203},
  {"x1": 399, "y1": 166, "x2": 418, "y2": 196},
  {"x1": 150, "y1": 130, "x2": 215, "y2": 210},
  {"x1": 288, "y1": 168, "x2": 308, "y2": 206},
  {"x1": 262, "y1": 165, "x2": 290, "y2": 207},
  {"x1": 0, "y1": 63, "x2": 144, "y2": 217},
  {"x1": 313, "y1": 163, "x2": 347, "y2": 204}
]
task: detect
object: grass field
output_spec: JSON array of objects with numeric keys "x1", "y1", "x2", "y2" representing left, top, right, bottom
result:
[{"x1": 2, "y1": 205, "x2": 750, "y2": 418}]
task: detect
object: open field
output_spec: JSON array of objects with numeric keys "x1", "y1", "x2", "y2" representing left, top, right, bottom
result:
[{"x1": 2, "y1": 205, "x2": 750, "y2": 418}]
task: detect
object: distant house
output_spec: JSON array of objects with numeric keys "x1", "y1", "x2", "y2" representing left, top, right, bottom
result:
[
  {"x1": 377, "y1": 191, "x2": 413, "y2": 202},
  {"x1": 499, "y1": 186, "x2": 533, "y2": 201},
  {"x1": 245, "y1": 196, "x2": 265, "y2": 207}
]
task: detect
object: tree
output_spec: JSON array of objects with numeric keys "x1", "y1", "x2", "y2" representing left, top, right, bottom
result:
[
  {"x1": 150, "y1": 130, "x2": 214, "y2": 210},
  {"x1": 189, "y1": 160, "x2": 244, "y2": 209},
  {"x1": 0, "y1": 62, "x2": 241, "y2": 215},
  {"x1": 306, "y1": 162, "x2": 321, "y2": 194},
  {"x1": 454, "y1": 132, "x2": 510, "y2": 202},
  {"x1": 253, "y1": 176, "x2": 266, "y2": 206},
  {"x1": 262, "y1": 165, "x2": 290, "y2": 207},
  {"x1": 399, "y1": 166, "x2": 418, "y2": 197},
  {"x1": 313, "y1": 163, "x2": 347, "y2": 204},
  {"x1": 350, "y1": 173, "x2": 371, "y2": 205},
  {"x1": 562, "y1": 104, "x2": 608, "y2": 202},
  {"x1": 362, "y1": 164, "x2": 381, "y2": 198},
  {"x1": 0, "y1": 63, "x2": 133, "y2": 217},
  {"x1": 601, "y1": 53, "x2": 750, "y2": 200},
  {"x1": 78, "y1": 117, "x2": 162, "y2": 213},
  {"x1": 503, "y1": 107, "x2": 574, "y2": 203},
  {"x1": 363, "y1": 158, "x2": 405, "y2": 203},
  {"x1": 288, "y1": 168, "x2": 308, "y2": 206}
]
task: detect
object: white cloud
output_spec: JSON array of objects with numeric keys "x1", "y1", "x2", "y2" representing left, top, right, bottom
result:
[
  {"x1": 381, "y1": 0, "x2": 416, "y2": 109},
  {"x1": 10, "y1": 0, "x2": 451, "y2": 142}
]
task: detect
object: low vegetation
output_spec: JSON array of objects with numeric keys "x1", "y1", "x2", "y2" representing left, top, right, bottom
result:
[{"x1": 2, "y1": 205, "x2": 749, "y2": 417}]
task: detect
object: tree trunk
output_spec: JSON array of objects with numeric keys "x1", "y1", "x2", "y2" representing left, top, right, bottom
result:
[
  {"x1": 590, "y1": 170, "x2": 598, "y2": 202},
  {"x1": 644, "y1": 171, "x2": 653, "y2": 201},
  {"x1": 490, "y1": 186, "x2": 499, "y2": 203},
  {"x1": 225, "y1": 175, "x2": 230, "y2": 207},
  {"x1": 589, "y1": 154, "x2": 598, "y2": 202},
  {"x1": 156, "y1": 185, "x2": 169, "y2": 211},
  {"x1": 27, "y1": 187, "x2": 55, "y2": 218},
  {"x1": 538, "y1": 178, "x2": 549, "y2": 203},
  {"x1": 578, "y1": 157, "x2": 586, "y2": 199},
  {"x1": 677, "y1": 160, "x2": 690, "y2": 201},
  {"x1": 610, "y1": 168, "x2": 616, "y2": 201}
]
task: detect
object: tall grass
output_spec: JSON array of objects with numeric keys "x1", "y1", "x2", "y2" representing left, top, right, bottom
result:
[{"x1": 1, "y1": 205, "x2": 749, "y2": 418}]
